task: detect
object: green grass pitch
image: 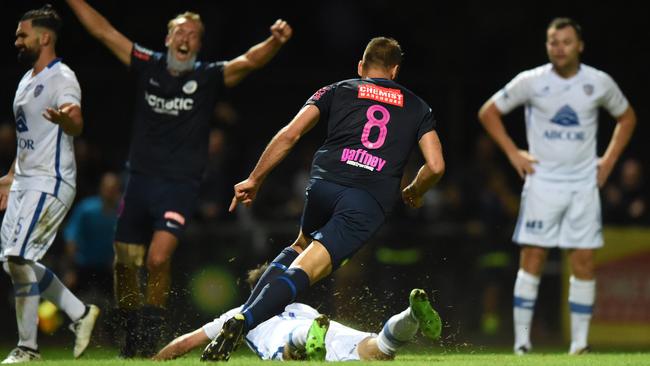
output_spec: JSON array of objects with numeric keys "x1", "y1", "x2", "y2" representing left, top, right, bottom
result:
[{"x1": 1, "y1": 346, "x2": 649, "y2": 366}]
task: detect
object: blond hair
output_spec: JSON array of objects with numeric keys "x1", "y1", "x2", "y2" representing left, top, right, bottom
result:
[{"x1": 167, "y1": 11, "x2": 204, "y2": 36}]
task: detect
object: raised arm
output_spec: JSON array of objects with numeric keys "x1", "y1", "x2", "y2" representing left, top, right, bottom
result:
[
  {"x1": 223, "y1": 19, "x2": 293, "y2": 87},
  {"x1": 229, "y1": 105, "x2": 319, "y2": 211},
  {"x1": 401, "y1": 131, "x2": 445, "y2": 208},
  {"x1": 597, "y1": 105, "x2": 637, "y2": 187},
  {"x1": 478, "y1": 100, "x2": 537, "y2": 179},
  {"x1": 65, "y1": 0, "x2": 133, "y2": 66}
]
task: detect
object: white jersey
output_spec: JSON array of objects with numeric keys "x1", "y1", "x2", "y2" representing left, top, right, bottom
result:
[
  {"x1": 492, "y1": 63, "x2": 628, "y2": 188},
  {"x1": 11, "y1": 58, "x2": 80, "y2": 206},
  {"x1": 202, "y1": 303, "x2": 373, "y2": 362}
]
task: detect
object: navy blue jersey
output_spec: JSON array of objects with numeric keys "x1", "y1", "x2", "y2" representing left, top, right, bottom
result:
[
  {"x1": 306, "y1": 78, "x2": 436, "y2": 212},
  {"x1": 127, "y1": 44, "x2": 226, "y2": 181}
]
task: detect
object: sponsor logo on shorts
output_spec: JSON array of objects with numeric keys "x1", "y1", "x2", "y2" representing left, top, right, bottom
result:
[
  {"x1": 164, "y1": 211, "x2": 186, "y2": 226},
  {"x1": 358, "y1": 84, "x2": 403, "y2": 107},
  {"x1": 525, "y1": 220, "x2": 543, "y2": 232},
  {"x1": 166, "y1": 221, "x2": 181, "y2": 229}
]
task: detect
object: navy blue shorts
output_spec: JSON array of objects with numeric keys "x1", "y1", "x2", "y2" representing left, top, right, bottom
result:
[
  {"x1": 300, "y1": 179, "x2": 385, "y2": 269},
  {"x1": 114, "y1": 173, "x2": 199, "y2": 244}
]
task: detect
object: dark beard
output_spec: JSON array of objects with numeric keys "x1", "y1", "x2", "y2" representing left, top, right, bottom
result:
[{"x1": 17, "y1": 47, "x2": 39, "y2": 67}]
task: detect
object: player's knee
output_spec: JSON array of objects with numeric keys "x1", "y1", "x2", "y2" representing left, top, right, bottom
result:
[
  {"x1": 114, "y1": 242, "x2": 145, "y2": 269},
  {"x1": 4, "y1": 258, "x2": 33, "y2": 282},
  {"x1": 146, "y1": 253, "x2": 171, "y2": 273},
  {"x1": 291, "y1": 231, "x2": 310, "y2": 251}
]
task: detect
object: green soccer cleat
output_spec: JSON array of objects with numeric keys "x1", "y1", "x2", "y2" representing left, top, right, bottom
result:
[
  {"x1": 305, "y1": 314, "x2": 330, "y2": 361},
  {"x1": 409, "y1": 288, "x2": 442, "y2": 341},
  {"x1": 201, "y1": 313, "x2": 246, "y2": 362}
]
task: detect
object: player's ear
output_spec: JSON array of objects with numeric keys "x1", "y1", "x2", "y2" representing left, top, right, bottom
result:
[
  {"x1": 390, "y1": 65, "x2": 399, "y2": 80},
  {"x1": 165, "y1": 32, "x2": 172, "y2": 47},
  {"x1": 357, "y1": 60, "x2": 364, "y2": 77},
  {"x1": 578, "y1": 40, "x2": 584, "y2": 54}
]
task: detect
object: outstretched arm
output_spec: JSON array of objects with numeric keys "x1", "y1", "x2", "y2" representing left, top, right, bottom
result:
[
  {"x1": 597, "y1": 106, "x2": 637, "y2": 187},
  {"x1": 0, "y1": 159, "x2": 15, "y2": 211},
  {"x1": 402, "y1": 131, "x2": 445, "y2": 208},
  {"x1": 229, "y1": 105, "x2": 319, "y2": 211},
  {"x1": 44, "y1": 103, "x2": 83, "y2": 137},
  {"x1": 65, "y1": 0, "x2": 133, "y2": 66},
  {"x1": 152, "y1": 328, "x2": 209, "y2": 361},
  {"x1": 223, "y1": 19, "x2": 293, "y2": 87},
  {"x1": 478, "y1": 100, "x2": 537, "y2": 179}
]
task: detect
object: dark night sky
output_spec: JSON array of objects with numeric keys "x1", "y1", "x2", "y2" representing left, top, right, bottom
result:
[{"x1": 2, "y1": 0, "x2": 648, "y2": 177}]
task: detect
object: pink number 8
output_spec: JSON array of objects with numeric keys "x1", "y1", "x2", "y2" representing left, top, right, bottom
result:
[{"x1": 361, "y1": 105, "x2": 390, "y2": 149}]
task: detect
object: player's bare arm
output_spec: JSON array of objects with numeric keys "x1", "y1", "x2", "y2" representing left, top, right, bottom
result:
[
  {"x1": 43, "y1": 103, "x2": 83, "y2": 136},
  {"x1": 478, "y1": 100, "x2": 537, "y2": 178},
  {"x1": 65, "y1": 0, "x2": 133, "y2": 66},
  {"x1": 152, "y1": 328, "x2": 209, "y2": 361},
  {"x1": 0, "y1": 159, "x2": 16, "y2": 211},
  {"x1": 402, "y1": 130, "x2": 445, "y2": 209},
  {"x1": 229, "y1": 105, "x2": 319, "y2": 212},
  {"x1": 223, "y1": 19, "x2": 292, "y2": 87},
  {"x1": 597, "y1": 105, "x2": 637, "y2": 187}
]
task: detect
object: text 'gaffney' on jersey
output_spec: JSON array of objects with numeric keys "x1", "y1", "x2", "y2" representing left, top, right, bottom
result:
[
  {"x1": 128, "y1": 44, "x2": 226, "y2": 182},
  {"x1": 306, "y1": 78, "x2": 436, "y2": 212}
]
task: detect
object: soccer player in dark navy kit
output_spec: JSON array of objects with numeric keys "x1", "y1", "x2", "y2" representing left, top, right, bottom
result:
[
  {"x1": 65, "y1": 0, "x2": 293, "y2": 357},
  {"x1": 201, "y1": 37, "x2": 445, "y2": 361}
]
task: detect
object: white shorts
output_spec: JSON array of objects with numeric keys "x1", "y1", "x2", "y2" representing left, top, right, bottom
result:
[
  {"x1": 1, "y1": 190, "x2": 71, "y2": 261},
  {"x1": 512, "y1": 179, "x2": 603, "y2": 249}
]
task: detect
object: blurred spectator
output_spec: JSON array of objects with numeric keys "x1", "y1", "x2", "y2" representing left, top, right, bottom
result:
[
  {"x1": 63, "y1": 172, "x2": 122, "y2": 297},
  {"x1": 603, "y1": 158, "x2": 649, "y2": 225}
]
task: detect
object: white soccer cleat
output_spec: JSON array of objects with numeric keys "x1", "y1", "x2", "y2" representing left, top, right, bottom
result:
[
  {"x1": 514, "y1": 345, "x2": 531, "y2": 355},
  {"x1": 1, "y1": 347, "x2": 41, "y2": 364},
  {"x1": 69, "y1": 304, "x2": 100, "y2": 358}
]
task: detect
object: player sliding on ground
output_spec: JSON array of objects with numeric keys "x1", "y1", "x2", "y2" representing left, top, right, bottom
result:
[{"x1": 155, "y1": 266, "x2": 441, "y2": 362}]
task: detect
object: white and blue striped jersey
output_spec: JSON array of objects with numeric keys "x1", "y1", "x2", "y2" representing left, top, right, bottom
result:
[
  {"x1": 491, "y1": 63, "x2": 629, "y2": 188},
  {"x1": 11, "y1": 58, "x2": 80, "y2": 206}
]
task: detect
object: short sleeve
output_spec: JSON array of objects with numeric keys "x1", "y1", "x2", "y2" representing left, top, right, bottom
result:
[
  {"x1": 492, "y1": 71, "x2": 534, "y2": 114},
  {"x1": 417, "y1": 107, "x2": 436, "y2": 141},
  {"x1": 598, "y1": 72, "x2": 629, "y2": 118},
  {"x1": 130, "y1": 43, "x2": 161, "y2": 74},
  {"x1": 53, "y1": 76, "x2": 81, "y2": 108},
  {"x1": 304, "y1": 84, "x2": 337, "y2": 121},
  {"x1": 204, "y1": 61, "x2": 227, "y2": 92}
]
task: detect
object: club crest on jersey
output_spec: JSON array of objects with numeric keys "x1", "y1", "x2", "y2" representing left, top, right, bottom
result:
[
  {"x1": 183, "y1": 80, "x2": 198, "y2": 94},
  {"x1": 550, "y1": 105, "x2": 579, "y2": 126},
  {"x1": 34, "y1": 84, "x2": 44, "y2": 98},
  {"x1": 583, "y1": 84, "x2": 594, "y2": 96}
]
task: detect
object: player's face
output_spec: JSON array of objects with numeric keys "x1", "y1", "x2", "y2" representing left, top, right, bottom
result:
[
  {"x1": 546, "y1": 26, "x2": 583, "y2": 71},
  {"x1": 15, "y1": 20, "x2": 41, "y2": 66},
  {"x1": 166, "y1": 19, "x2": 202, "y2": 63}
]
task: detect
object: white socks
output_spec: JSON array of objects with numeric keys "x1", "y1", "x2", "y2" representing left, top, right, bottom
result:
[
  {"x1": 513, "y1": 269, "x2": 540, "y2": 350},
  {"x1": 569, "y1": 276, "x2": 595, "y2": 353},
  {"x1": 376, "y1": 308, "x2": 419, "y2": 356},
  {"x1": 5, "y1": 262, "x2": 40, "y2": 350},
  {"x1": 30, "y1": 262, "x2": 85, "y2": 321}
]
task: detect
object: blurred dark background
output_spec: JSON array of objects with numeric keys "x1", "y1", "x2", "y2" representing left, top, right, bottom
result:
[{"x1": 1, "y1": 0, "x2": 648, "y2": 351}]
